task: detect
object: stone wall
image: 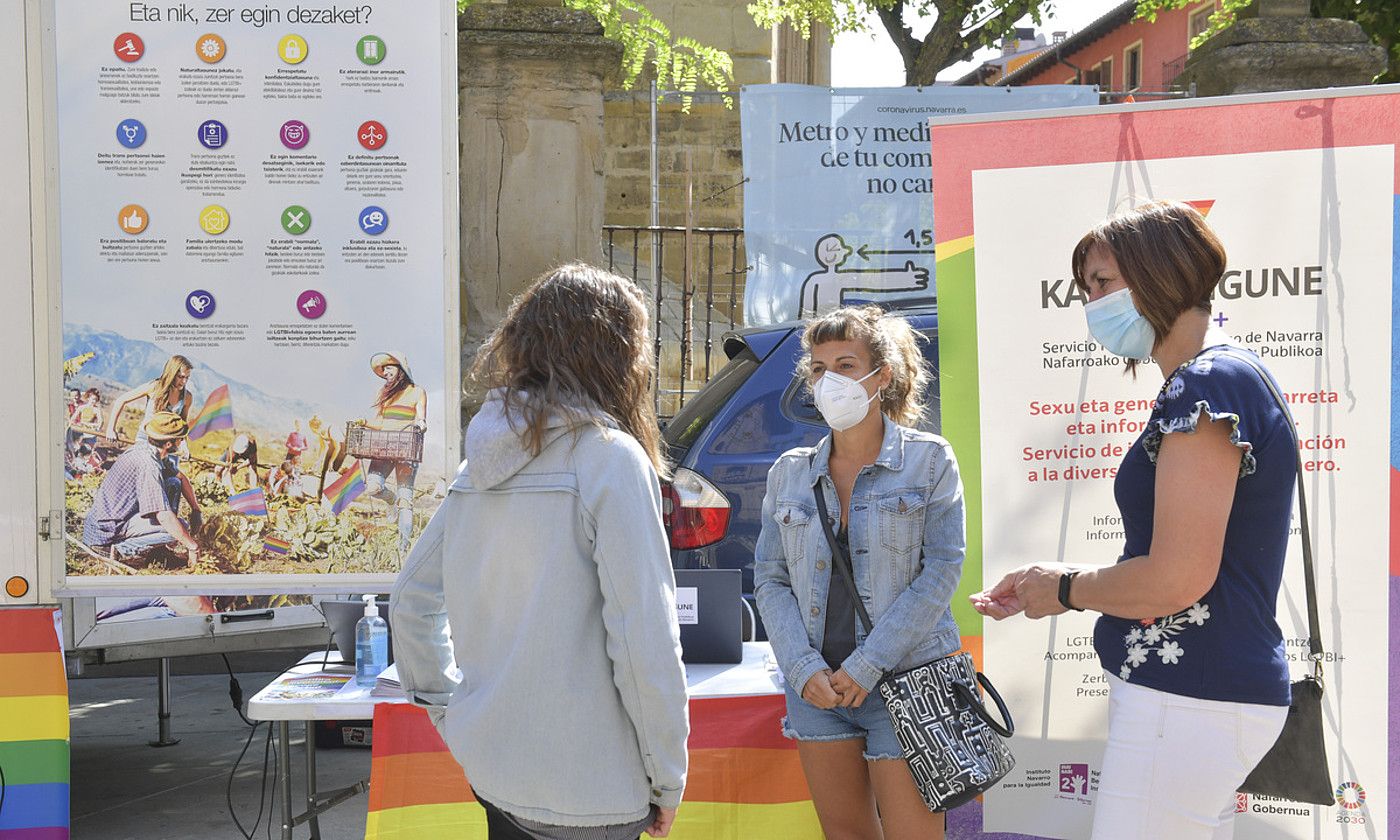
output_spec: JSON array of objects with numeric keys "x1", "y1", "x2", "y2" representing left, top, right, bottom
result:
[
  {"x1": 600, "y1": 3, "x2": 829, "y2": 410},
  {"x1": 458, "y1": 6, "x2": 620, "y2": 412}
]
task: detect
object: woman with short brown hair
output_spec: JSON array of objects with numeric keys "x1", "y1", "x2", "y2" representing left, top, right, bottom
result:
[{"x1": 974, "y1": 201, "x2": 1295, "y2": 839}]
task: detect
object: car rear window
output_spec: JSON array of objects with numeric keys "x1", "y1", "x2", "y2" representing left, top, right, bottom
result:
[{"x1": 664, "y1": 345, "x2": 760, "y2": 454}]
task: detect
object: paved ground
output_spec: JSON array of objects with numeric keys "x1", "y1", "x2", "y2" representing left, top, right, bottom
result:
[{"x1": 70, "y1": 652, "x2": 372, "y2": 840}]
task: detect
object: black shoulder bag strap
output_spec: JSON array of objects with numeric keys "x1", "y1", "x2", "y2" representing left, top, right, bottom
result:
[
  {"x1": 1231, "y1": 352, "x2": 1325, "y2": 680},
  {"x1": 812, "y1": 475, "x2": 874, "y2": 636}
]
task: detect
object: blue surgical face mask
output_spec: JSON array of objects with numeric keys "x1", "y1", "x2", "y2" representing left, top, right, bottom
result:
[{"x1": 1084, "y1": 287, "x2": 1156, "y2": 359}]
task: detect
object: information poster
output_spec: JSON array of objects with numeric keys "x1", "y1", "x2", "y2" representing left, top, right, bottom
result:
[
  {"x1": 54, "y1": 0, "x2": 457, "y2": 591},
  {"x1": 931, "y1": 89, "x2": 1397, "y2": 838},
  {"x1": 739, "y1": 83, "x2": 1097, "y2": 326}
]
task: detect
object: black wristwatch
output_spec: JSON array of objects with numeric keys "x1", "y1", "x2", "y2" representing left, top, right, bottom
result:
[{"x1": 1058, "y1": 571, "x2": 1084, "y2": 612}]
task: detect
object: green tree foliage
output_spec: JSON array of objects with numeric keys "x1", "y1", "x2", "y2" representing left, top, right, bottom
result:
[
  {"x1": 1137, "y1": 0, "x2": 1398, "y2": 83},
  {"x1": 747, "y1": 0, "x2": 1055, "y2": 86},
  {"x1": 458, "y1": 0, "x2": 734, "y2": 107}
]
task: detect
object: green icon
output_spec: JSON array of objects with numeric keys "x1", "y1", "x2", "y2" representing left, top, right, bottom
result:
[
  {"x1": 282, "y1": 205, "x2": 311, "y2": 235},
  {"x1": 357, "y1": 35, "x2": 385, "y2": 65}
]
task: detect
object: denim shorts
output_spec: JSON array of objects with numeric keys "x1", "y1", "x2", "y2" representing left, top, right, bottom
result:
[{"x1": 781, "y1": 681, "x2": 902, "y2": 760}]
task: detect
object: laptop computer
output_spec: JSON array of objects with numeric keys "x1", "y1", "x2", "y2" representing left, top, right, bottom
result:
[{"x1": 674, "y1": 569, "x2": 743, "y2": 664}]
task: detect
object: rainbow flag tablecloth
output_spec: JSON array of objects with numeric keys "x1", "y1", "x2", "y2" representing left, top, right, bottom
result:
[
  {"x1": 365, "y1": 693, "x2": 821, "y2": 839},
  {"x1": 0, "y1": 608, "x2": 69, "y2": 840}
]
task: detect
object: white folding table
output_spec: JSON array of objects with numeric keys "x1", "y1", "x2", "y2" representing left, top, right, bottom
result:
[{"x1": 247, "y1": 642, "x2": 781, "y2": 840}]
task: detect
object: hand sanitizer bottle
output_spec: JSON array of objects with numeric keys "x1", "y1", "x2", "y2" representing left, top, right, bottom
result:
[{"x1": 355, "y1": 594, "x2": 388, "y2": 687}]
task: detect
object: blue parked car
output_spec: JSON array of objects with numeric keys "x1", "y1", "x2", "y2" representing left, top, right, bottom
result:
[{"x1": 660, "y1": 304, "x2": 940, "y2": 634}]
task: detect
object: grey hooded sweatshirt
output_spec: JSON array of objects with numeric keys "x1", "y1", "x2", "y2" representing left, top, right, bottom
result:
[{"x1": 389, "y1": 391, "x2": 689, "y2": 827}]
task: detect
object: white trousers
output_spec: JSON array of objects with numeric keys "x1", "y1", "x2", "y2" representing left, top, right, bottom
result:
[{"x1": 1090, "y1": 673, "x2": 1288, "y2": 840}]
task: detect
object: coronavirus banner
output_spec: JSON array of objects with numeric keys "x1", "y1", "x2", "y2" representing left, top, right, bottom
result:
[
  {"x1": 51, "y1": 0, "x2": 458, "y2": 592},
  {"x1": 932, "y1": 88, "x2": 1397, "y2": 838},
  {"x1": 739, "y1": 84, "x2": 1097, "y2": 326}
]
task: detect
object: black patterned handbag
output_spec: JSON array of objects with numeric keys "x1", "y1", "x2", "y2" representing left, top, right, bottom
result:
[{"x1": 813, "y1": 480, "x2": 1016, "y2": 812}]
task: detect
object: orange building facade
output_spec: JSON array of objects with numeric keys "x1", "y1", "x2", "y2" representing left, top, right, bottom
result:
[{"x1": 1001, "y1": 1, "x2": 1219, "y2": 93}]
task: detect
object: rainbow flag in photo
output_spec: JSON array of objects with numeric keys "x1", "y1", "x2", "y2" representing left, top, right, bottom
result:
[
  {"x1": 0, "y1": 609, "x2": 70, "y2": 840},
  {"x1": 228, "y1": 487, "x2": 268, "y2": 517},
  {"x1": 323, "y1": 463, "x2": 366, "y2": 515},
  {"x1": 381, "y1": 405, "x2": 416, "y2": 421},
  {"x1": 187, "y1": 384, "x2": 233, "y2": 440},
  {"x1": 263, "y1": 535, "x2": 291, "y2": 555}
]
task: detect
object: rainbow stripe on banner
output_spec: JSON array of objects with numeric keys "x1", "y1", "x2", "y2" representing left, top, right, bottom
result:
[
  {"x1": 187, "y1": 384, "x2": 233, "y2": 440},
  {"x1": 669, "y1": 694, "x2": 821, "y2": 838},
  {"x1": 323, "y1": 464, "x2": 366, "y2": 515},
  {"x1": 364, "y1": 693, "x2": 819, "y2": 840},
  {"x1": 228, "y1": 487, "x2": 268, "y2": 517},
  {"x1": 263, "y1": 535, "x2": 291, "y2": 555},
  {"x1": 0, "y1": 609, "x2": 70, "y2": 840}
]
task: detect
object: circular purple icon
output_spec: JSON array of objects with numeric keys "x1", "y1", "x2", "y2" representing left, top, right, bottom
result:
[
  {"x1": 197, "y1": 119, "x2": 228, "y2": 150},
  {"x1": 185, "y1": 289, "x2": 215, "y2": 319},
  {"x1": 280, "y1": 120, "x2": 309, "y2": 150},
  {"x1": 296, "y1": 289, "x2": 327, "y2": 319}
]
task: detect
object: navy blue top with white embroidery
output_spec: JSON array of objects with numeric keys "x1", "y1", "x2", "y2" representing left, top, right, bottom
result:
[{"x1": 1092, "y1": 345, "x2": 1294, "y2": 706}]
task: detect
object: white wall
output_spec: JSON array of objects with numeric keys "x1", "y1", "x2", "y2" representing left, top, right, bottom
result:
[{"x1": 0, "y1": 0, "x2": 46, "y2": 606}]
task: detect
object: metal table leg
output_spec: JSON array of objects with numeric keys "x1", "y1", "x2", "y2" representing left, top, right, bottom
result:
[
  {"x1": 147, "y1": 657, "x2": 180, "y2": 747},
  {"x1": 305, "y1": 721, "x2": 321, "y2": 839},
  {"x1": 268, "y1": 716, "x2": 369, "y2": 838},
  {"x1": 278, "y1": 721, "x2": 294, "y2": 840}
]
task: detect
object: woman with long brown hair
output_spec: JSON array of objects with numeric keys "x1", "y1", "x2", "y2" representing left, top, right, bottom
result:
[
  {"x1": 103, "y1": 354, "x2": 201, "y2": 525},
  {"x1": 391, "y1": 263, "x2": 689, "y2": 840},
  {"x1": 105, "y1": 354, "x2": 194, "y2": 442}
]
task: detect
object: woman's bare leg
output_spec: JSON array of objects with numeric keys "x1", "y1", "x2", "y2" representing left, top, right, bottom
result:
[{"x1": 796, "y1": 739, "x2": 883, "y2": 840}]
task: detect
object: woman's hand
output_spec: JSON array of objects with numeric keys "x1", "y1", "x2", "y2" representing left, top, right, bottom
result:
[
  {"x1": 972, "y1": 563, "x2": 1073, "y2": 620},
  {"x1": 828, "y1": 668, "x2": 869, "y2": 708},
  {"x1": 970, "y1": 570, "x2": 1026, "y2": 620},
  {"x1": 1012, "y1": 564, "x2": 1072, "y2": 619},
  {"x1": 646, "y1": 806, "x2": 677, "y2": 837},
  {"x1": 801, "y1": 669, "x2": 841, "y2": 709}
]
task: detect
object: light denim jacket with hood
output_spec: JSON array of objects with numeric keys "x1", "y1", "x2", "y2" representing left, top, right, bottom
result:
[
  {"x1": 754, "y1": 417, "x2": 966, "y2": 697},
  {"x1": 389, "y1": 390, "x2": 689, "y2": 827}
]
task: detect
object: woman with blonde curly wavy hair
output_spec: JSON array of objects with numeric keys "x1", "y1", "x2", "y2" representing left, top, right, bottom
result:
[
  {"x1": 755, "y1": 305, "x2": 964, "y2": 839},
  {"x1": 391, "y1": 264, "x2": 689, "y2": 840}
]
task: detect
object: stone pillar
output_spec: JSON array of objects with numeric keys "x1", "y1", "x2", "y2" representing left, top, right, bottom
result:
[
  {"x1": 458, "y1": 6, "x2": 621, "y2": 411},
  {"x1": 1178, "y1": 0, "x2": 1385, "y2": 96}
]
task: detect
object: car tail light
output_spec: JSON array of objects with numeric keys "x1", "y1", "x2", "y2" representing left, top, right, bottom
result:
[{"x1": 661, "y1": 467, "x2": 731, "y2": 550}]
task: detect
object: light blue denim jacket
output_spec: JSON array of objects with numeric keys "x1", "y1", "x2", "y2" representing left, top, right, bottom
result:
[
  {"x1": 389, "y1": 392, "x2": 688, "y2": 826},
  {"x1": 754, "y1": 417, "x2": 966, "y2": 696}
]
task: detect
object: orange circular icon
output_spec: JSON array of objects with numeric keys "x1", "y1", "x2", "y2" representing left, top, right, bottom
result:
[
  {"x1": 118, "y1": 204, "x2": 149, "y2": 235},
  {"x1": 4, "y1": 576, "x2": 28, "y2": 598},
  {"x1": 196, "y1": 33, "x2": 226, "y2": 63}
]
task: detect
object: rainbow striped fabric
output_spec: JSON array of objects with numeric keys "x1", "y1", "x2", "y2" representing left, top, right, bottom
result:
[
  {"x1": 263, "y1": 535, "x2": 291, "y2": 555},
  {"x1": 323, "y1": 463, "x2": 366, "y2": 515},
  {"x1": 380, "y1": 405, "x2": 417, "y2": 421},
  {"x1": 364, "y1": 693, "x2": 820, "y2": 840},
  {"x1": 0, "y1": 609, "x2": 69, "y2": 840},
  {"x1": 228, "y1": 487, "x2": 268, "y2": 517},
  {"x1": 187, "y1": 384, "x2": 233, "y2": 440}
]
